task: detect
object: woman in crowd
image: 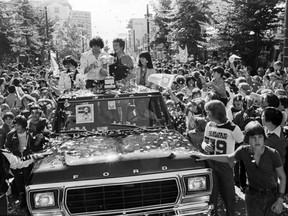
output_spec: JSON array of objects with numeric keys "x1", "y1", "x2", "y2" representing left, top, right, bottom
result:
[
  {"x1": 58, "y1": 56, "x2": 85, "y2": 92},
  {"x1": 181, "y1": 76, "x2": 197, "y2": 101},
  {"x1": 135, "y1": 51, "x2": 156, "y2": 87}
]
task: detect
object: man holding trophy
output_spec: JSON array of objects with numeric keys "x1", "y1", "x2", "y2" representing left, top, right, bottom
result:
[{"x1": 80, "y1": 36, "x2": 109, "y2": 90}]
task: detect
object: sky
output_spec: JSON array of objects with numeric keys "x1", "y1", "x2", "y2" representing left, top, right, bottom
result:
[{"x1": 68, "y1": 0, "x2": 153, "y2": 46}]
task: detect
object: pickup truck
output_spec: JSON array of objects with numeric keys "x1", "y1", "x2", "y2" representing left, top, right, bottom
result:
[{"x1": 25, "y1": 87, "x2": 213, "y2": 216}]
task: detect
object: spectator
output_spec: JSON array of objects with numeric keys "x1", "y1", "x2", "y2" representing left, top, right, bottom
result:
[
  {"x1": 201, "y1": 100, "x2": 243, "y2": 216},
  {"x1": 20, "y1": 94, "x2": 36, "y2": 111},
  {"x1": 191, "y1": 121, "x2": 286, "y2": 216},
  {"x1": 262, "y1": 107, "x2": 288, "y2": 164},
  {"x1": 0, "y1": 103, "x2": 10, "y2": 126},
  {"x1": 135, "y1": 51, "x2": 156, "y2": 87},
  {"x1": 227, "y1": 94, "x2": 244, "y2": 122},
  {"x1": 0, "y1": 112, "x2": 14, "y2": 148},
  {"x1": 5, "y1": 85, "x2": 21, "y2": 114},
  {"x1": 27, "y1": 105, "x2": 51, "y2": 148},
  {"x1": 175, "y1": 75, "x2": 186, "y2": 90},
  {"x1": 205, "y1": 66, "x2": 228, "y2": 106},
  {"x1": 181, "y1": 76, "x2": 196, "y2": 100},
  {"x1": 0, "y1": 149, "x2": 46, "y2": 215},
  {"x1": 5, "y1": 115, "x2": 44, "y2": 207}
]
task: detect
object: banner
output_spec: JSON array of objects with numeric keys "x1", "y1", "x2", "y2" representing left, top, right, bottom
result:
[
  {"x1": 50, "y1": 51, "x2": 59, "y2": 76},
  {"x1": 147, "y1": 74, "x2": 176, "y2": 89}
]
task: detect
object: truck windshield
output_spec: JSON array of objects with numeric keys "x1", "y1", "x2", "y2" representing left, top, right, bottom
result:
[{"x1": 54, "y1": 95, "x2": 172, "y2": 132}]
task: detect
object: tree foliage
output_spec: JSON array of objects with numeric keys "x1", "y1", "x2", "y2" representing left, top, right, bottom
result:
[
  {"x1": 221, "y1": 0, "x2": 284, "y2": 68},
  {"x1": 152, "y1": 0, "x2": 213, "y2": 59},
  {"x1": 54, "y1": 18, "x2": 82, "y2": 59},
  {"x1": 151, "y1": 0, "x2": 173, "y2": 50},
  {"x1": 0, "y1": 0, "x2": 55, "y2": 65}
]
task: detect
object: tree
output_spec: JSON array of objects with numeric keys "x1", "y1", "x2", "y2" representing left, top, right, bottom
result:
[
  {"x1": 169, "y1": 0, "x2": 213, "y2": 60},
  {"x1": 222, "y1": 0, "x2": 284, "y2": 69},
  {"x1": 15, "y1": 0, "x2": 43, "y2": 60},
  {"x1": 34, "y1": 9, "x2": 56, "y2": 62},
  {"x1": 0, "y1": 1, "x2": 18, "y2": 64},
  {"x1": 54, "y1": 18, "x2": 82, "y2": 59},
  {"x1": 151, "y1": 0, "x2": 173, "y2": 51}
]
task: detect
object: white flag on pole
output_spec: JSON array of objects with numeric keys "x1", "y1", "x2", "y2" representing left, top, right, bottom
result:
[
  {"x1": 178, "y1": 44, "x2": 188, "y2": 63},
  {"x1": 50, "y1": 51, "x2": 59, "y2": 76}
]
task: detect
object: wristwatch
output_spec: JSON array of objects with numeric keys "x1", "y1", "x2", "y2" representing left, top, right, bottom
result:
[{"x1": 278, "y1": 192, "x2": 285, "y2": 199}]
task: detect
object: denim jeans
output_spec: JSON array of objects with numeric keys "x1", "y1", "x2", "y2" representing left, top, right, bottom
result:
[
  {"x1": 209, "y1": 161, "x2": 235, "y2": 216},
  {"x1": 245, "y1": 188, "x2": 278, "y2": 216}
]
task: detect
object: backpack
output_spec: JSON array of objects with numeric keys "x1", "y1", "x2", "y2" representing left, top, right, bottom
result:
[{"x1": 0, "y1": 150, "x2": 10, "y2": 193}]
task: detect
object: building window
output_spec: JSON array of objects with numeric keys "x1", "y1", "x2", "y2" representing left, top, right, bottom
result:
[{"x1": 54, "y1": 7, "x2": 59, "y2": 13}]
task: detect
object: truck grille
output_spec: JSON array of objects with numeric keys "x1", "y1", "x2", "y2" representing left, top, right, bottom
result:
[{"x1": 66, "y1": 179, "x2": 178, "y2": 214}]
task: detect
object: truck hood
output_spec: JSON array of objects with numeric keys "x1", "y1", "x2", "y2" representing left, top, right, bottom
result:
[
  {"x1": 28, "y1": 130, "x2": 207, "y2": 185},
  {"x1": 34, "y1": 130, "x2": 199, "y2": 171}
]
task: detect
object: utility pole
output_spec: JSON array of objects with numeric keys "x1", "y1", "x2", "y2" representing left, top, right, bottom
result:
[
  {"x1": 284, "y1": 0, "x2": 288, "y2": 67},
  {"x1": 146, "y1": 4, "x2": 150, "y2": 53},
  {"x1": 133, "y1": 29, "x2": 136, "y2": 52},
  {"x1": 45, "y1": 6, "x2": 49, "y2": 40},
  {"x1": 44, "y1": 6, "x2": 50, "y2": 61}
]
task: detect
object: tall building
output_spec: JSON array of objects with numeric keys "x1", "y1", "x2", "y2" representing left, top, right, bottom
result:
[
  {"x1": 30, "y1": 0, "x2": 92, "y2": 53},
  {"x1": 127, "y1": 18, "x2": 148, "y2": 53},
  {"x1": 30, "y1": 0, "x2": 72, "y2": 29}
]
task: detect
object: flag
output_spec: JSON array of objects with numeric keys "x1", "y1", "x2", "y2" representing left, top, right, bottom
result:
[
  {"x1": 148, "y1": 74, "x2": 176, "y2": 89},
  {"x1": 50, "y1": 51, "x2": 59, "y2": 76},
  {"x1": 178, "y1": 44, "x2": 188, "y2": 63},
  {"x1": 228, "y1": 54, "x2": 241, "y2": 63}
]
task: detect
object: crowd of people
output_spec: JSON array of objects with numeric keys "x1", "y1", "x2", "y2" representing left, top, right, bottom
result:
[{"x1": 0, "y1": 35, "x2": 288, "y2": 216}]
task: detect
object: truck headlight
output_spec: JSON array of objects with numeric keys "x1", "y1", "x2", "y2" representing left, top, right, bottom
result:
[
  {"x1": 183, "y1": 175, "x2": 210, "y2": 195},
  {"x1": 33, "y1": 191, "x2": 56, "y2": 208},
  {"x1": 187, "y1": 176, "x2": 206, "y2": 191}
]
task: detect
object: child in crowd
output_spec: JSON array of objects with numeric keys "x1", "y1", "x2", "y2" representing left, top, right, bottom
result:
[{"x1": 204, "y1": 66, "x2": 228, "y2": 106}]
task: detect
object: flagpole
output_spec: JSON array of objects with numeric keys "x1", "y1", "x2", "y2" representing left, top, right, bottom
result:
[{"x1": 284, "y1": 0, "x2": 288, "y2": 67}]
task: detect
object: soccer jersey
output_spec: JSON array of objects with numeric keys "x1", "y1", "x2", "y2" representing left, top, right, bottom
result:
[{"x1": 203, "y1": 121, "x2": 244, "y2": 155}]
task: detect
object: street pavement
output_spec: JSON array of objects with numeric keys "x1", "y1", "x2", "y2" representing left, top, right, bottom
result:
[{"x1": 217, "y1": 186, "x2": 288, "y2": 216}]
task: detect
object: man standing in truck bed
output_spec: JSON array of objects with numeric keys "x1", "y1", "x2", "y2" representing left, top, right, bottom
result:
[
  {"x1": 109, "y1": 38, "x2": 134, "y2": 123},
  {"x1": 109, "y1": 38, "x2": 134, "y2": 83}
]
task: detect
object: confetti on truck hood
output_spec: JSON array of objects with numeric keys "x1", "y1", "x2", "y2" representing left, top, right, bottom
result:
[{"x1": 35, "y1": 130, "x2": 197, "y2": 168}]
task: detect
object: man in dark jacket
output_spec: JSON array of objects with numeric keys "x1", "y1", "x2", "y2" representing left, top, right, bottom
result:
[
  {"x1": 5, "y1": 115, "x2": 43, "y2": 207},
  {"x1": 0, "y1": 149, "x2": 46, "y2": 215}
]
